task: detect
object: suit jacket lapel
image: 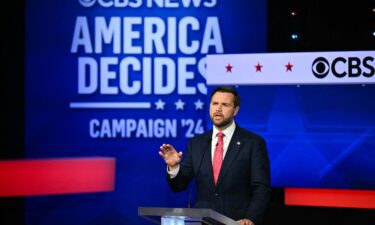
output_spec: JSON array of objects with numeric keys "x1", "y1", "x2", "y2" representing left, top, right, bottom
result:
[
  {"x1": 215, "y1": 126, "x2": 243, "y2": 189},
  {"x1": 197, "y1": 131, "x2": 216, "y2": 191},
  {"x1": 206, "y1": 145, "x2": 216, "y2": 191}
]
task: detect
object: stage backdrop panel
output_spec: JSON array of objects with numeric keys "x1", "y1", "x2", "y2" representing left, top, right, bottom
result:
[{"x1": 25, "y1": 0, "x2": 266, "y2": 224}]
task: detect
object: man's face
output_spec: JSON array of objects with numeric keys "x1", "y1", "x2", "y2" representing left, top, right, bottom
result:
[{"x1": 209, "y1": 91, "x2": 239, "y2": 130}]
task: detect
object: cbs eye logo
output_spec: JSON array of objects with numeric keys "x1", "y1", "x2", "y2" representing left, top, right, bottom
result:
[
  {"x1": 311, "y1": 57, "x2": 330, "y2": 79},
  {"x1": 79, "y1": 0, "x2": 96, "y2": 7},
  {"x1": 312, "y1": 56, "x2": 375, "y2": 79}
]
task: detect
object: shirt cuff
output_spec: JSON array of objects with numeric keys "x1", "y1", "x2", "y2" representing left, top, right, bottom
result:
[{"x1": 167, "y1": 165, "x2": 180, "y2": 179}]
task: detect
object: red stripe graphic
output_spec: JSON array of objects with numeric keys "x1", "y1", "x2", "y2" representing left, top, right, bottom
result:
[
  {"x1": 0, "y1": 157, "x2": 115, "y2": 197},
  {"x1": 285, "y1": 188, "x2": 375, "y2": 209}
]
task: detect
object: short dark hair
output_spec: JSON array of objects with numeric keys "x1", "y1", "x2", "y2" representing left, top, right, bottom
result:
[{"x1": 210, "y1": 86, "x2": 240, "y2": 107}]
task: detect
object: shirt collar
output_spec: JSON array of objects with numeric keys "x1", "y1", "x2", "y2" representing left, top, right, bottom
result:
[{"x1": 212, "y1": 121, "x2": 236, "y2": 139}]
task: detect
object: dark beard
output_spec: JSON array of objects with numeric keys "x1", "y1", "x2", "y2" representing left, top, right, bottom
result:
[{"x1": 210, "y1": 116, "x2": 233, "y2": 129}]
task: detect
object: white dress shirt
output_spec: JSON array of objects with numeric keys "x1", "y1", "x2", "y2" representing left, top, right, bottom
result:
[
  {"x1": 168, "y1": 121, "x2": 236, "y2": 178},
  {"x1": 211, "y1": 121, "x2": 236, "y2": 160}
]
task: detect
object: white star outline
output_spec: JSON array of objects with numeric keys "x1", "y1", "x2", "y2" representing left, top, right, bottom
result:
[
  {"x1": 194, "y1": 99, "x2": 204, "y2": 110},
  {"x1": 154, "y1": 99, "x2": 166, "y2": 110},
  {"x1": 174, "y1": 99, "x2": 185, "y2": 110}
]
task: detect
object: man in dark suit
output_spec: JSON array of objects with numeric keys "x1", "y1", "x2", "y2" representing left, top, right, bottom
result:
[{"x1": 159, "y1": 86, "x2": 271, "y2": 225}]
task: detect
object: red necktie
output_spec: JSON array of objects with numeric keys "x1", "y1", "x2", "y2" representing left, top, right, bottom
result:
[{"x1": 213, "y1": 131, "x2": 224, "y2": 185}]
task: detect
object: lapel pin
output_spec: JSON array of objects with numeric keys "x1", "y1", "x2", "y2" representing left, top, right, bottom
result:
[{"x1": 237, "y1": 141, "x2": 241, "y2": 145}]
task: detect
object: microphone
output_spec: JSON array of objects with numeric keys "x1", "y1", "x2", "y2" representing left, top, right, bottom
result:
[
  {"x1": 188, "y1": 138, "x2": 211, "y2": 208},
  {"x1": 187, "y1": 184, "x2": 193, "y2": 208}
]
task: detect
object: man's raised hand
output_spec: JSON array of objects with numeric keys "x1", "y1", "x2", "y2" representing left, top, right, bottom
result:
[{"x1": 159, "y1": 144, "x2": 183, "y2": 170}]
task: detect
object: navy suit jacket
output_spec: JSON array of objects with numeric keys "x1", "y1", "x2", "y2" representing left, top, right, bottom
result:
[{"x1": 167, "y1": 125, "x2": 271, "y2": 225}]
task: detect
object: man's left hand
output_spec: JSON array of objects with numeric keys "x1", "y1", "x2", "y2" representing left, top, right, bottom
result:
[{"x1": 236, "y1": 219, "x2": 254, "y2": 225}]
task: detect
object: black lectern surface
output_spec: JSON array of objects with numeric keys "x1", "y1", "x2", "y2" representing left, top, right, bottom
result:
[{"x1": 138, "y1": 207, "x2": 239, "y2": 225}]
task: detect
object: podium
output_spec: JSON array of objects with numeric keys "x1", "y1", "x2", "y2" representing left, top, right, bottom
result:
[{"x1": 138, "y1": 207, "x2": 239, "y2": 225}]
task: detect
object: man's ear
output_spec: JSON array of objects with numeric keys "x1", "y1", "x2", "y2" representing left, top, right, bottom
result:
[{"x1": 234, "y1": 106, "x2": 239, "y2": 116}]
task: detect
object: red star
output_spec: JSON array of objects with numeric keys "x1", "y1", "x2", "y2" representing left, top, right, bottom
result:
[
  {"x1": 285, "y1": 62, "x2": 293, "y2": 72},
  {"x1": 255, "y1": 62, "x2": 263, "y2": 72},
  {"x1": 225, "y1": 64, "x2": 233, "y2": 73}
]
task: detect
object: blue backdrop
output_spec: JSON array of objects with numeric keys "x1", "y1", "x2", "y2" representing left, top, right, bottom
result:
[
  {"x1": 25, "y1": 0, "x2": 266, "y2": 224},
  {"x1": 230, "y1": 85, "x2": 375, "y2": 189}
]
